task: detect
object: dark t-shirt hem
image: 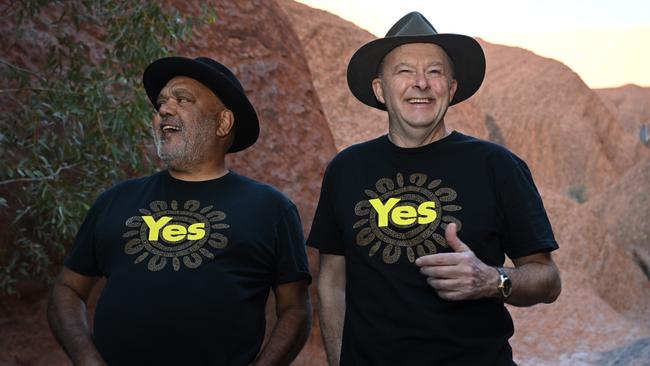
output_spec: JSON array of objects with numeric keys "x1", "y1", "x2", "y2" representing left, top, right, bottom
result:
[
  {"x1": 63, "y1": 259, "x2": 103, "y2": 277},
  {"x1": 274, "y1": 272, "x2": 312, "y2": 286},
  {"x1": 508, "y1": 240, "x2": 558, "y2": 259},
  {"x1": 306, "y1": 241, "x2": 344, "y2": 256}
]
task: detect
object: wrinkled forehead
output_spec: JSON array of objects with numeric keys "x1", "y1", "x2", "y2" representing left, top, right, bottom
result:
[
  {"x1": 159, "y1": 76, "x2": 221, "y2": 103},
  {"x1": 381, "y1": 42, "x2": 453, "y2": 69},
  {"x1": 160, "y1": 76, "x2": 206, "y2": 95}
]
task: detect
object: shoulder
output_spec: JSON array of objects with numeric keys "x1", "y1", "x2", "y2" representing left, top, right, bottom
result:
[
  {"x1": 88, "y1": 172, "x2": 163, "y2": 211},
  {"x1": 327, "y1": 135, "x2": 386, "y2": 171},
  {"x1": 452, "y1": 132, "x2": 524, "y2": 166},
  {"x1": 79, "y1": 172, "x2": 160, "y2": 218},
  {"x1": 229, "y1": 172, "x2": 295, "y2": 210},
  {"x1": 100, "y1": 171, "x2": 162, "y2": 198}
]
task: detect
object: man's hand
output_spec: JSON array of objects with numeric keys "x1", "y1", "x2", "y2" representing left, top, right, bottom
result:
[{"x1": 415, "y1": 223, "x2": 499, "y2": 301}]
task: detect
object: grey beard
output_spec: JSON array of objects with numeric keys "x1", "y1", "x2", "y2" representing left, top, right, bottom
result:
[
  {"x1": 155, "y1": 138, "x2": 203, "y2": 171},
  {"x1": 152, "y1": 123, "x2": 214, "y2": 171}
]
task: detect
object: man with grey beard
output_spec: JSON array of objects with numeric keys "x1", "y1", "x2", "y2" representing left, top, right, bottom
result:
[{"x1": 47, "y1": 57, "x2": 312, "y2": 366}]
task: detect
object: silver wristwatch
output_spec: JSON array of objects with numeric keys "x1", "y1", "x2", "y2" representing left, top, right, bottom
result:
[{"x1": 496, "y1": 267, "x2": 512, "y2": 299}]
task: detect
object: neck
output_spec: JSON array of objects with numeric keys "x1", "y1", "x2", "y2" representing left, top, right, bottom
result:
[
  {"x1": 387, "y1": 120, "x2": 449, "y2": 148},
  {"x1": 167, "y1": 158, "x2": 229, "y2": 182}
]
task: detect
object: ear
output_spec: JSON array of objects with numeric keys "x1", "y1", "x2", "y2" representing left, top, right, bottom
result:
[
  {"x1": 216, "y1": 109, "x2": 235, "y2": 138},
  {"x1": 449, "y1": 78, "x2": 458, "y2": 102},
  {"x1": 371, "y1": 78, "x2": 386, "y2": 104}
]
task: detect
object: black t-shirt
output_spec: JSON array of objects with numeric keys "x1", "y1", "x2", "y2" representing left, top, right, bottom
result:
[
  {"x1": 308, "y1": 131, "x2": 558, "y2": 366},
  {"x1": 65, "y1": 171, "x2": 311, "y2": 366}
]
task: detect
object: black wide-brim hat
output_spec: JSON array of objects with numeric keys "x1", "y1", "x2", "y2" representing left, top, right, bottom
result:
[
  {"x1": 143, "y1": 57, "x2": 259, "y2": 153},
  {"x1": 347, "y1": 11, "x2": 486, "y2": 109}
]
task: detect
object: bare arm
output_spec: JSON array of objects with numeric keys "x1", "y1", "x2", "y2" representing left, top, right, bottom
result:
[
  {"x1": 47, "y1": 267, "x2": 106, "y2": 366},
  {"x1": 502, "y1": 252, "x2": 561, "y2": 306},
  {"x1": 317, "y1": 254, "x2": 346, "y2": 366},
  {"x1": 415, "y1": 223, "x2": 561, "y2": 306},
  {"x1": 253, "y1": 280, "x2": 312, "y2": 366}
]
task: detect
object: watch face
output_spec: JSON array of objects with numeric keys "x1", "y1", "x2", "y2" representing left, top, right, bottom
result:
[{"x1": 503, "y1": 277, "x2": 512, "y2": 297}]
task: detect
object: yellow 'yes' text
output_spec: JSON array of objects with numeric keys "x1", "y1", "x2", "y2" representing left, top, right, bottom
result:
[
  {"x1": 141, "y1": 216, "x2": 206, "y2": 242},
  {"x1": 368, "y1": 198, "x2": 437, "y2": 227}
]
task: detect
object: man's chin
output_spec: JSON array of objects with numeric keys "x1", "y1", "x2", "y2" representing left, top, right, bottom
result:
[
  {"x1": 162, "y1": 160, "x2": 192, "y2": 174},
  {"x1": 157, "y1": 153, "x2": 184, "y2": 168}
]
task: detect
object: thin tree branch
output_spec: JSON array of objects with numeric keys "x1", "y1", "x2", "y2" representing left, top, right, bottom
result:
[
  {"x1": 0, "y1": 58, "x2": 46, "y2": 81},
  {"x1": 0, "y1": 87, "x2": 53, "y2": 93},
  {"x1": 0, "y1": 163, "x2": 81, "y2": 186}
]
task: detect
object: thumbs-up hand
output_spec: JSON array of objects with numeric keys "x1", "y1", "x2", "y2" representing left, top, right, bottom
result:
[
  {"x1": 414, "y1": 223, "x2": 499, "y2": 301},
  {"x1": 444, "y1": 222, "x2": 471, "y2": 253}
]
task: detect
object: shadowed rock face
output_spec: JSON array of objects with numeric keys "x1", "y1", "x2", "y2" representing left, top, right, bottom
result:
[
  {"x1": 582, "y1": 156, "x2": 650, "y2": 317},
  {"x1": 277, "y1": 0, "x2": 387, "y2": 150}
]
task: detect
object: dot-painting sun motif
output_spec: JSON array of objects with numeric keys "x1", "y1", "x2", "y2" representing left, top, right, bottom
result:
[
  {"x1": 122, "y1": 200, "x2": 228, "y2": 272},
  {"x1": 353, "y1": 173, "x2": 462, "y2": 264}
]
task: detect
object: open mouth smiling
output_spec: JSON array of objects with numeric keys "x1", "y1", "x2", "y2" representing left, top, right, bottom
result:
[
  {"x1": 160, "y1": 121, "x2": 182, "y2": 133},
  {"x1": 406, "y1": 98, "x2": 433, "y2": 104}
]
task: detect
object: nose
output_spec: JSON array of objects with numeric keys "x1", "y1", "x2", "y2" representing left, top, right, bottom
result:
[
  {"x1": 413, "y1": 70, "x2": 429, "y2": 90},
  {"x1": 158, "y1": 98, "x2": 177, "y2": 117}
]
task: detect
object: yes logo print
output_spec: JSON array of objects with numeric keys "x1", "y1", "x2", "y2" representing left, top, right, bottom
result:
[
  {"x1": 353, "y1": 173, "x2": 462, "y2": 264},
  {"x1": 122, "y1": 200, "x2": 229, "y2": 271}
]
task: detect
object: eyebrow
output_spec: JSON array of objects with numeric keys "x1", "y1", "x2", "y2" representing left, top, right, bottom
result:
[
  {"x1": 393, "y1": 61, "x2": 445, "y2": 69},
  {"x1": 393, "y1": 62, "x2": 413, "y2": 69}
]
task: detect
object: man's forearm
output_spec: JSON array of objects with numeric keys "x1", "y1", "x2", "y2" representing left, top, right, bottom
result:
[
  {"x1": 503, "y1": 259, "x2": 561, "y2": 307},
  {"x1": 318, "y1": 286, "x2": 345, "y2": 366},
  {"x1": 253, "y1": 304, "x2": 312, "y2": 366},
  {"x1": 47, "y1": 283, "x2": 105, "y2": 366}
]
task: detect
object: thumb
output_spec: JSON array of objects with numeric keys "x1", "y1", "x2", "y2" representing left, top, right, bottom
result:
[{"x1": 445, "y1": 223, "x2": 470, "y2": 252}]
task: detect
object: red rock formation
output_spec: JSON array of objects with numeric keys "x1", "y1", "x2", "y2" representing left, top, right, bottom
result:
[
  {"x1": 473, "y1": 41, "x2": 649, "y2": 197},
  {"x1": 582, "y1": 157, "x2": 650, "y2": 320},
  {"x1": 596, "y1": 84, "x2": 650, "y2": 136},
  {"x1": 277, "y1": 0, "x2": 387, "y2": 150},
  {"x1": 508, "y1": 188, "x2": 650, "y2": 363}
]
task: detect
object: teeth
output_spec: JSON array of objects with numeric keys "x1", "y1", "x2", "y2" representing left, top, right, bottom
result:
[
  {"x1": 162, "y1": 126, "x2": 181, "y2": 132},
  {"x1": 408, "y1": 98, "x2": 431, "y2": 104}
]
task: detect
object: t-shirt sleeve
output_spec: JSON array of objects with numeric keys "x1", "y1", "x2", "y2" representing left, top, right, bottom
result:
[
  {"x1": 492, "y1": 152, "x2": 559, "y2": 259},
  {"x1": 273, "y1": 203, "x2": 312, "y2": 286},
  {"x1": 307, "y1": 161, "x2": 345, "y2": 255},
  {"x1": 64, "y1": 193, "x2": 107, "y2": 277}
]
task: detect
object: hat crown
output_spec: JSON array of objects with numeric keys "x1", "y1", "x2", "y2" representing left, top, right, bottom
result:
[
  {"x1": 194, "y1": 57, "x2": 244, "y2": 94},
  {"x1": 386, "y1": 11, "x2": 438, "y2": 37}
]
